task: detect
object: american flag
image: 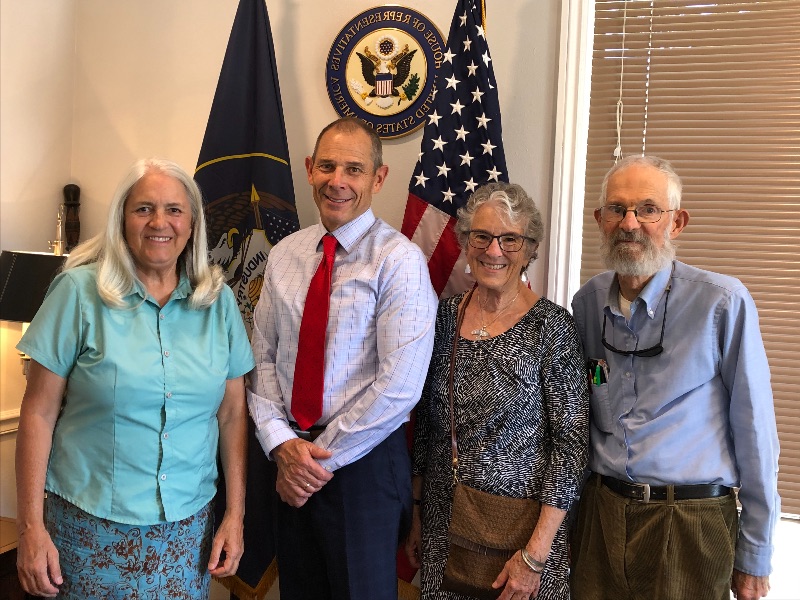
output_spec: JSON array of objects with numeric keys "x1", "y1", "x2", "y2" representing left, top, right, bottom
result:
[{"x1": 401, "y1": 0, "x2": 509, "y2": 298}]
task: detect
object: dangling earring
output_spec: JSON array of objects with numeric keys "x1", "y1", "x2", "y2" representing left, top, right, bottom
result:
[
  {"x1": 465, "y1": 263, "x2": 472, "y2": 274},
  {"x1": 520, "y1": 270, "x2": 528, "y2": 283}
]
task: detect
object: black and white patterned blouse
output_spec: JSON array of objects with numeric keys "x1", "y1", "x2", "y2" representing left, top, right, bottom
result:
[{"x1": 412, "y1": 293, "x2": 589, "y2": 600}]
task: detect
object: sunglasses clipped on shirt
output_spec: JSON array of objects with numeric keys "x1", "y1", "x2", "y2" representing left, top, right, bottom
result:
[{"x1": 601, "y1": 284, "x2": 671, "y2": 357}]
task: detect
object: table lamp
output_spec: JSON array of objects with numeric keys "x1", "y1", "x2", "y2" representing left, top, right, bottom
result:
[{"x1": 0, "y1": 250, "x2": 67, "y2": 374}]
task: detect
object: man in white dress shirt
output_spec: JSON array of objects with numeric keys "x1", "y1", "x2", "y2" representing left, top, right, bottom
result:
[{"x1": 247, "y1": 117, "x2": 437, "y2": 599}]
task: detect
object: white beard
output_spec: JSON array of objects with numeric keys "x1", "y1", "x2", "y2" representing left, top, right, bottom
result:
[{"x1": 600, "y1": 228, "x2": 676, "y2": 277}]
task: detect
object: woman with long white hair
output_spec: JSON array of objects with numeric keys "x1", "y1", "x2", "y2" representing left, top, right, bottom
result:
[{"x1": 15, "y1": 158, "x2": 254, "y2": 599}]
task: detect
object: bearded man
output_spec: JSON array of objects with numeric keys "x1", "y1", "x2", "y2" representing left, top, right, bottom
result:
[{"x1": 570, "y1": 156, "x2": 780, "y2": 600}]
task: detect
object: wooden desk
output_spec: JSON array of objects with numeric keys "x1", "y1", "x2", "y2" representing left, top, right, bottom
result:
[{"x1": 0, "y1": 517, "x2": 26, "y2": 600}]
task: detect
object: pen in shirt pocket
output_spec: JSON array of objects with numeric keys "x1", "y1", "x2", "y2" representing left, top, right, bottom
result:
[
  {"x1": 587, "y1": 358, "x2": 609, "y2": 385},
  {"x1": 597, "y1": 358, "x2": 608, "y2": 383}
]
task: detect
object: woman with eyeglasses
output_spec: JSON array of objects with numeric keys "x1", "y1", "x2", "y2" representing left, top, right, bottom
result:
[{"x1": 404, "y1": 182, "x2": 589, "y2": 600}]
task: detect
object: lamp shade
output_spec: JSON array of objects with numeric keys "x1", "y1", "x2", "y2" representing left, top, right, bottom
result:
[{"x1": 0, "y1": 251, "x2": 66, "y2": 323}]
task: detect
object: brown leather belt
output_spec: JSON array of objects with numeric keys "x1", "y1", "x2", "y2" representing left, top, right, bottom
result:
[
  {"x1": 601, "y1": 475, "x2": 731, "y2": 503},
  {"x1": 289, "y1": 422, "x2": 326, "y2": 441}
]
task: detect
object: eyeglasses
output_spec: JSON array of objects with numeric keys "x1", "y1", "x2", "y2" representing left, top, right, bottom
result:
[
  {"x1": 467, "y1": 230, "x2": 536, "y2": 252},
  {"x1": 599, "y1": 204, "x2": 675, "y2": 224},
  {"x1": 601, "y1": 285, "x2": 671, "y2": 357}
]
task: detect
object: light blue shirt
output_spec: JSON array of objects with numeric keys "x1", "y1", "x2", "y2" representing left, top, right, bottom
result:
[
  {"x1": 248, "y1": 209, "x2": 437, "y2": 471},
  {"x1": 572, "y1": 260, "x2": 780, "y2": 576},
  {"x1": 18, "y1": 264, "x2": 255, "y2": 525}
]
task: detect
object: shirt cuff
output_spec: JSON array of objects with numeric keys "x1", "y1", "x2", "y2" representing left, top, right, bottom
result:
[
  {"x1": 254, "y1": 422, "x2": 297, "y2": 461},
  {"x1": 734, "y1": 538, "x2": 774, "y2": 577},
  {"x1": 315, "y1": 453, "x2": 341, "y2": 473}
]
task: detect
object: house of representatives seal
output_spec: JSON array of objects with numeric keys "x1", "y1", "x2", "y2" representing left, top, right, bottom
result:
[{"x1": 325, "y1": 7, "x2": 444, "y2": 139}]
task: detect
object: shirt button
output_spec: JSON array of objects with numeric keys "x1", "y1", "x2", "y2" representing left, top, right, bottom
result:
[
  {"x1": 160, "y1": 474, "x2": 167, "y2": 481},
  {"x1": 159, "y1": 314, "x2": 165, "y2": 320},
  {"x1": 626, "y1": 372, "x2": 632, "y2": 378},
  {"x1": 163, "y1": 433, "x2": 169, "y2": 440},
  {"x1": 164, "y1": 350, "x2": 170, "y2": 357},
  {"x1": 648, "y1": 310, "x2": 654, "y2": 317},
  {"x1": 166, "y1": 392, "x2": 172, "y2": 399}
]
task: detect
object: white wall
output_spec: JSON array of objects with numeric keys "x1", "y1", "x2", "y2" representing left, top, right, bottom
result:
[
  {"x1": 0, "y1": 0, "x2": 561, "y2": 518},
  {"x1": 69, "y1": 0, "x2": 559, "y2": 271},
  {"x1": 0, "y1": 0, "x2": 76, "y2": 253}
]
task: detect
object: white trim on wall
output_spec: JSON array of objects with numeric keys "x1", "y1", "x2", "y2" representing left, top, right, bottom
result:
[
  {"x1": 0, "y1": 409, "x2": 20, "y2": 436},
  {"x1": 547, "y1": 0, "x2": 594, "y2": 309}
]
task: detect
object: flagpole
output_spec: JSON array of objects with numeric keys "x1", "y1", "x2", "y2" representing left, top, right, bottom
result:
[
  {"x1": 194, "y1": 1, "x2": 298, "y2": 597},
  {"x1": 397, "y1": 0, "x2": 509, "y2": 594}
]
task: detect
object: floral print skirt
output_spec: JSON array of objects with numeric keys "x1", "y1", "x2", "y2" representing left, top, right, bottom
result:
[{"x1": 44, "y1": 494, "x2": 213, "y2": 600}]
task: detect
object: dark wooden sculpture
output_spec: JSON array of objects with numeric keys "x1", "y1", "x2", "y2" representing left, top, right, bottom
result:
[{"x1": 63, "y1": 183, "x2": 80, "y2": 253}]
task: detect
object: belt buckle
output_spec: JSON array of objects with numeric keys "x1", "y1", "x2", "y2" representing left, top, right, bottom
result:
[{"x1": 634, "y1": 482, "x2": 651, "y2": 503}]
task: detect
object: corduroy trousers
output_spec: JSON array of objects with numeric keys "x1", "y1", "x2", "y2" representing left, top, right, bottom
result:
[{"x1": 571, "y1": 473, "x2": 738, "y2": 600}]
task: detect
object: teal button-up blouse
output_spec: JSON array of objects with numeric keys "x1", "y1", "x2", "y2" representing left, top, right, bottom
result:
[{"x1": 17, "y1": 264, "x2": 255, "y2": 525}]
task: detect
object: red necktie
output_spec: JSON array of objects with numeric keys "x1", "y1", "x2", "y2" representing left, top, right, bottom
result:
[{"x1": 291, "y1": 234, "x2": 337, "y2": 430}]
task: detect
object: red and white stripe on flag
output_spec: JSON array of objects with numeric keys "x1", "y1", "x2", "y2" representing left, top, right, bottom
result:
[{"x1": 402, "y1": 193, "x2": 473, "y2": 299}]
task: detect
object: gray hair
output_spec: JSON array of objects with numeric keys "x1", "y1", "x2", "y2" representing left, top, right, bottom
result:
[
  {"x1": 65, "y1": 158, "x2": 224, "y2": 309},
  {"x1": 311, "y1": 117, "x2": 383, "y2": 170},
  {"x1": 600, "y1": 155, "x2": 683, "y2": 210},
  {"x1": 455, "y1": 182, "x2": 544, "y2": 262}
]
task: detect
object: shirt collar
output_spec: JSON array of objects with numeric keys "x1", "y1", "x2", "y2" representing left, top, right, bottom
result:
[
  {"x1": 129, "y1": 266, "x2": 192, "y2": 304},
  {"x1": 325, "y1": 209, "x2": 376, "y2": 254},
  {"x1": 637, "y1": 263, "x2": 673, "y2": 316},
  {"x1": 604, "y1": 261, "x2": 674, "y2": 319}
]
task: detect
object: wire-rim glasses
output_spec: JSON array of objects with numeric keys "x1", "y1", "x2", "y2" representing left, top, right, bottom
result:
[
  {"x1": 599, "y1": 204, "x2": 675, "y2": 224},
  {"x1": 601, "y1": 284, "x2": 671, "y2": 357},
  {"x1": 467, "y1": 230, "x2": 536, "y2": 252}
]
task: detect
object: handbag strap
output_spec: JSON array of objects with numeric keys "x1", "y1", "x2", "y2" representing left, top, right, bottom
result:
[{"x1": 449, "y1": 286, "x2": 477, "y2": 483}]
